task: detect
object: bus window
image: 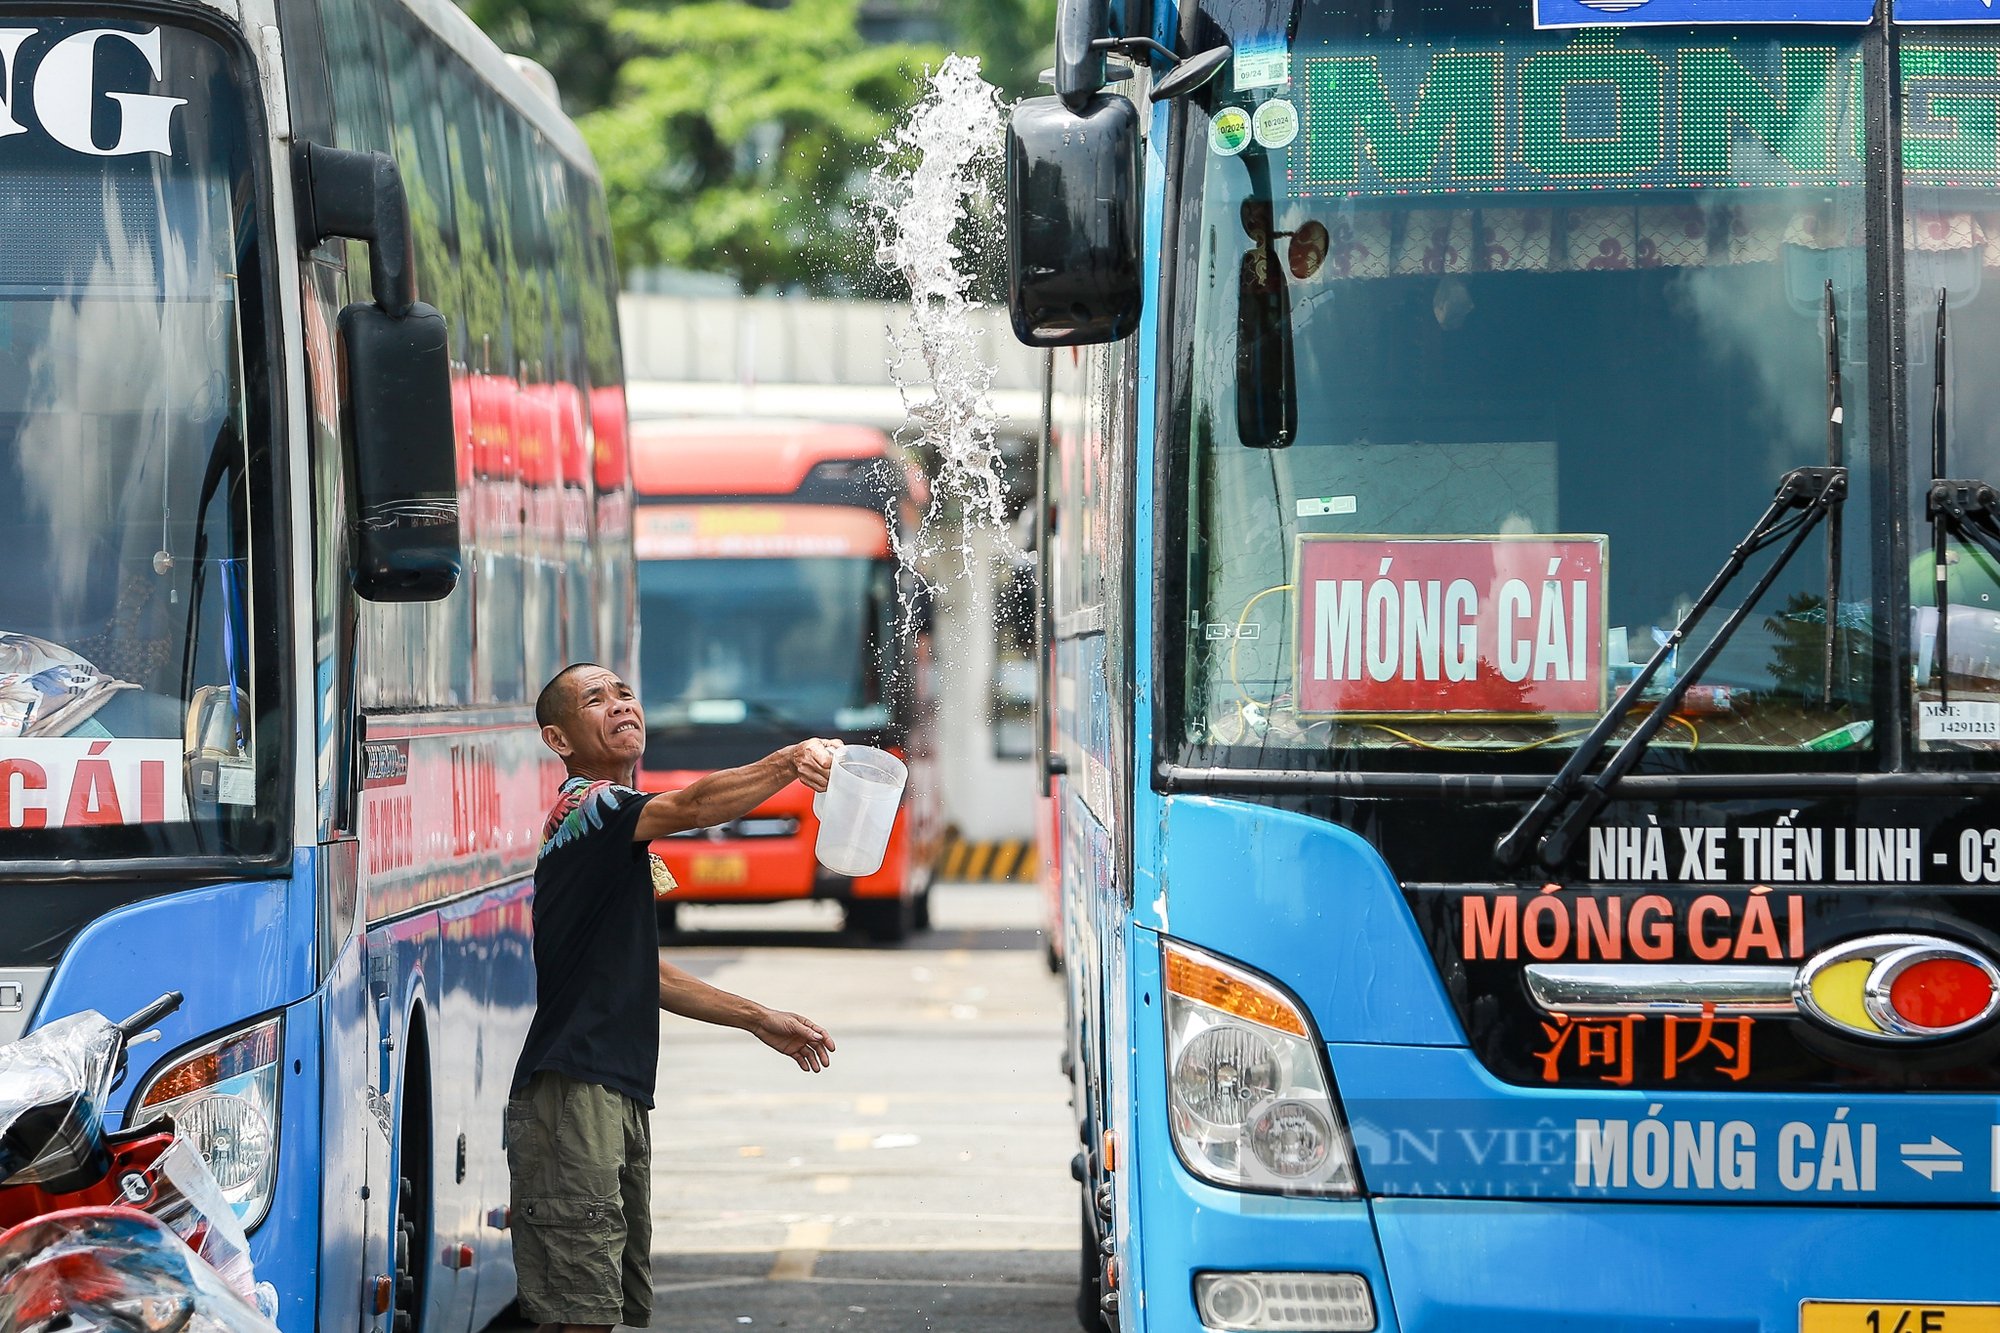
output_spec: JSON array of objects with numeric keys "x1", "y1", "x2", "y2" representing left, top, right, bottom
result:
[{"x1": 0, "y1": 19, "x2": 283, "y2": 858}]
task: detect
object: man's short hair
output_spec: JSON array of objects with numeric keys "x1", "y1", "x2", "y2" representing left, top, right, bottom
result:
[{"x1": 535, "y1": 663, "x2": 598, "y2": 730}]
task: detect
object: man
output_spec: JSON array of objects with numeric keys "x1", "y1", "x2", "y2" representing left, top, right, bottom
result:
[{"x1": 508, "y1": 662, "x2": 839, "y2": 1333}]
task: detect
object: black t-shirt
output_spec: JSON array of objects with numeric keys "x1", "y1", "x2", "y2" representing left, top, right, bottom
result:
[{"x1": 511, "y1": 776, "x2": 661, "y2": 1107}]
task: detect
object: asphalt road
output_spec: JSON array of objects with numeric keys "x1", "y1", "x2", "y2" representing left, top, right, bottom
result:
[{"x1": 495, "y1": 883, "x2": 1081, "y2": 1333}]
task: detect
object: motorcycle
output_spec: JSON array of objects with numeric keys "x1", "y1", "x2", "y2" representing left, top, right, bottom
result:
[{"x1": 0, "y1": 994, "x2": 279, "y2": 1333}]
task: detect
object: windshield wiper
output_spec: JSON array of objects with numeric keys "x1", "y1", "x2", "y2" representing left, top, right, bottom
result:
[
  {"x1": 1923, "y1": 289, "x2": 2000, "y2": 707},
  {"x1": 1821, "y1": 280, "x2": 1846, "y2": 704},
  {"x1": 1495, "y1": 466, "x2": 1848, "y2": 874}
]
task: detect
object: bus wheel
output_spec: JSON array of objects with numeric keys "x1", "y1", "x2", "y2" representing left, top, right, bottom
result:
[
  {"x1": 847, "y1": 897, "x2": 912, "y2": 944},
  {"x1": 1077, "y1": 1190, "x2": 1110, "y2": 1331},
  {"x1": 912, "y1": 886, "x2": 932, "y2": 933},
  {"x1": 393, "y1": 1174, "x2": 419, "y2": 1333},
  {"x1": 656, "y1": 901, "x2": 679, "y2": 936}
]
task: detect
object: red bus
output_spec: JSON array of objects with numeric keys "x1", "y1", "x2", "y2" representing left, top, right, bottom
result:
[{"x1": 630, "y1": 418, "x2": 941, "y2": 941}]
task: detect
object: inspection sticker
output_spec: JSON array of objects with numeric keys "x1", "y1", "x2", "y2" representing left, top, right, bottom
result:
[
  {"x1": 1920, "y1": 701, "x2": 2000, "y2": 741},
  {"x1": 1253, "y1": 99, "x2": 1299, "y2": 149},
  {"x1": 1233, "y1": 47, "x2": 1289, "y2": 90},
  {"x1": 1296, "y1": 496, "x2": 1357, "y2": 518},
  {"x1": 1209, "y1": 106, "x2": 1251, "y2": 156}
]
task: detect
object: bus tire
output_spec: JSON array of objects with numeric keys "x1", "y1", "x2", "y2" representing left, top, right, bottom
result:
[
  {"x1": 393, "y1": 1173, "x2": 419, "y2": 1333},
  {"x1": 656, "y1": 901, "x2": 679, "y2": 936},
  {"x1": 1077, "y1": 1190, "x2": 1110, "y2": 1332},
  {"x1": 848, "y1": 896, "x2": 912, "y2": 944},
  {"x1": 912, "y1": 886, "x2": 932, "y2": 932}
]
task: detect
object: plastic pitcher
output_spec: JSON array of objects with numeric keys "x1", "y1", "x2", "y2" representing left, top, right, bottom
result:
[{"x1": 813, "y1": 745, "x2": 907, "y2": 877}]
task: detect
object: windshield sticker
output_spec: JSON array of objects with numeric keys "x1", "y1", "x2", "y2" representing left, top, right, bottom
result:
[
  {"x1": 1252, "y1": 98, "x2": 1299, "y2": 150},
  {"x1": 1920, "y1": 700, "x2": 2000, "y2": 740},
  {"x1": 1208, "y1": 106, "x2": 1252, "y2": 156},
  {"x1": 0, "y1": 27, "x2": 185, "y2": 157},
  {"x1": 216, "y1": 759, "x2": 255, "y2": 807},
  {"x1": 0, "y1": 633, "x2": 137, "y2": 739},
  {"x1": 1292, "y1": 534, "x2": 1607, "y2": 718},
  {"x1": 1535, "y1": 0, "x2": 1875, "y2": 25},
  {"x1": 1296, "y1": 496, "x2": 1357, "y2": 518},
  {"x1": 1233, "y1": 46, "x2": 1290, "y2": 91},
  {"x1": 0, "y1": 738, "x2": 185, "y2": 828}
]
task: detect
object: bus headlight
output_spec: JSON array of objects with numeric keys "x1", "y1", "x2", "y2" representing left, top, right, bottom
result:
[
  {"x1": 1163, "y1": 941, "x2": 1358, "y2": 1197},
  {"x1": 134, "y1": 1017, "x2": 282, "y2": 1229}
]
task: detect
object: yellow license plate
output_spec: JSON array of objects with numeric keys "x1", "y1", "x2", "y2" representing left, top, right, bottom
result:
[
  {"x1": 1803, "y1": 1303, "x2": 2000, "y2": 1333},
  {"x1": 689, "y1": 853, "x2": 749, "y2": 885}
]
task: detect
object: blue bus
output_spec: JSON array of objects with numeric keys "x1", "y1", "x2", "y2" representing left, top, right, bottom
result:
[
  {"x1": 0, "y1": 0, "x2": 630, "y2": 1330},
  {"x1": 1018, "y1": 1, "x2": 2000, "y2": 1329}
]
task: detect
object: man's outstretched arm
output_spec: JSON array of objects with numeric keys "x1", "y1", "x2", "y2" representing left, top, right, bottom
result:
[
  {"x1": 656, "y1": 957, "x2": 836, "y2": 1072},
  {"x1": 633, "y1": 739, "x2": 838, "y2": 840}
]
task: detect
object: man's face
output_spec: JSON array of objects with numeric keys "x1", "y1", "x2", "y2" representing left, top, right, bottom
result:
[{"x1": 543, "y1": 667, "x2": 644, "y2": 771}]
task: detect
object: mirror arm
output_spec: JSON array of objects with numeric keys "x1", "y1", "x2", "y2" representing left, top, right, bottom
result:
[
  {"x1": 1054, "y1": 0, "x2": 1111, "y2": 108},
  {"x1": 1092, "y1": 35, "x2": 1178, "y2": 65},
  {"x1": 295, "y1": 141, "x2": 417, "y2": 318}
]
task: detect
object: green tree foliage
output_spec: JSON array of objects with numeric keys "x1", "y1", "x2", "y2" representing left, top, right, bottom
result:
[
  {"x1": 456, "y1": 0, "x2": 1059, "y2": 291},
  {"x1": 460, "y1": 0, "x2": 632, "y2": 113},
  {"x1": 933, "y1": 0, "x2": 1057, "y2": 100},
  {"x1": 580, "y1": 0, "x2": 940, "y2": 292}
]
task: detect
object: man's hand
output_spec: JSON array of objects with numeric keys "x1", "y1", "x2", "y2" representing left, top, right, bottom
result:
[
  {"x1": 754, "y1": 1009, "x2": 836, "y2": 1072},
  {"x1": 791, "y1": 738, "x2": 841, "y2": 793}
]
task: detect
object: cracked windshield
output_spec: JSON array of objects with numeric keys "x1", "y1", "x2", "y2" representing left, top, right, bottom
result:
[
  {"x1": 1177, "y1": 2, "x2": 1884, "y2": 771},
  {"x1": 0, "y1": 20, "x2": 277, "y2": 855}
]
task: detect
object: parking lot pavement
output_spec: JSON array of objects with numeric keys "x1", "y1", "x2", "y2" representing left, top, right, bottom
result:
[{"x1": 488, "y1": 883, "x2": 1080, "y2": 1333}]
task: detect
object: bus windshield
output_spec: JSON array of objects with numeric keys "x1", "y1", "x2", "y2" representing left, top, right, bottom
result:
[
  {"x1": 0, "y1": 18, "x2": 281, "y2": 860},
  {"x1": 1174, "y1": 2, "x2": 1884, "y2": 775},
  {"x1": 638, "y1": 557, "x2": 894, "y2": 737}
]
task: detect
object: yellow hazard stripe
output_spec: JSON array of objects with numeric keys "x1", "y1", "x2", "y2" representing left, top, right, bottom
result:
[{"x1": 935, "y1": 836, "x2": 1035, "y2": 882}]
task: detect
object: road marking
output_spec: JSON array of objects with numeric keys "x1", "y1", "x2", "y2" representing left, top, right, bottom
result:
[
  {"x1": 767, "y1": 1221, "x2": 833, "y2": 1281},
  {"x1": 650, "y1": 1276, "x2": 761, "y2": 1295},
  {"x1": 855, "y1": 1094, "x2": 889, "y2": 1115},
  {"x1": 813, "y1": 1175, "x2": 852, "y2": 1195},
  {"x1": 835, "y1": 1131, "x2": 872, "y2": 1151}
]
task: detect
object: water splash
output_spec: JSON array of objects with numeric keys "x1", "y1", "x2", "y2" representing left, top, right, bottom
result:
[{"x1": 869, "y1": 55, "x2": 1009, "y2": 590}]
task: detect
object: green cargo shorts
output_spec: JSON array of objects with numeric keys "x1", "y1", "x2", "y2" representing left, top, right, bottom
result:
[{"x1": 505, "y1": 1071, "x2": 652, "y2": 1328}]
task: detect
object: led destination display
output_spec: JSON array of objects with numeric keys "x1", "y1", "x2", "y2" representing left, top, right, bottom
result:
[{"x1": 1286, "y1": 37, "x2": 2000, "y2": 198}]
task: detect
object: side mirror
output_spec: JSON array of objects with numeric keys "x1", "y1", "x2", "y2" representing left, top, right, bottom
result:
[
  {"x1": 296, "y1": 142, "x2": 460, "y2": 602},
  {"x1": 1006, "y1": 94, "x2": 1144, "y2": 348}
]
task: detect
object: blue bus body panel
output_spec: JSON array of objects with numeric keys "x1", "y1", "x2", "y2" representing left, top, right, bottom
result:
[
  {"x1": 1155, "y1": 795, "x2": 1461, "y2": 1046},
  {"x1": 29, "y1": 856, "x2": 325, "y2": 1332},
  {"x1": 1333, "y1": 1042, "x2": 2000, "y2": 1205},
  {"x1": 1121, "y1": 799, "x2": 2000, "y2": 1329},
  {"x1": 260, "y1": 994, "x2": 326, "y2": 1333},
  {"x1": 1127, "y1": 932, "x2": 1396, "y2": 1331},
  {"x1": 35, "y1": 856, "x2": 316, "y2": 1121},
  {"x1": 1373, "y1": 1199, "x2": 2000, "y2": 1332}
]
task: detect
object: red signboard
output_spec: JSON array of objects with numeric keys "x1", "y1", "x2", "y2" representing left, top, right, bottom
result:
[{"x1": 1293, "y1": 535, "x2": 1607, "y2": 717}]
